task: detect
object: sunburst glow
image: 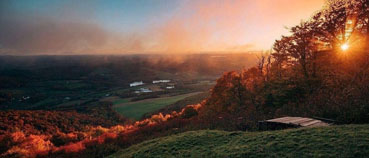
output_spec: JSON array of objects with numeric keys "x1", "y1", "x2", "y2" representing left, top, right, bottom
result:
[{"x1": 341, "y1": 43, "x2": 349, "y2": 51}]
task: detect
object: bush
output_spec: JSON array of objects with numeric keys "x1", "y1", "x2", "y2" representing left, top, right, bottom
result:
[{"x1": 181, "y1": 107, "x2": 198, "y2": 119}]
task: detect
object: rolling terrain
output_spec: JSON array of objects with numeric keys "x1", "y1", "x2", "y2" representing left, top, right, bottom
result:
[
  {"x1": 0, "y1": 54, "x2": 256, "y2": 115},
  {"x1": 109, "y1": 124, "x2": 369, "y2": 158}
]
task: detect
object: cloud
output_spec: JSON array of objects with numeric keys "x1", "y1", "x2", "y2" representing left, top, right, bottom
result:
[
  {"x1": 152, "y1": 0, "x2": 253, "y2": 53},
  {"x1": 0, "y1": 1, "x2": 110, "y2": 55},
  {"x1": 0, "y1": 0, "x2": 324, "y2": 55},
  {"x1": 0, "y1": 4, "x2": 150, "y2": 55},
  {"x1": 0, "y1": 15, "x2": 108, "y2": 54},
  {"x1": 152, "y1": 0, "x2": 324, "y2": 53}
]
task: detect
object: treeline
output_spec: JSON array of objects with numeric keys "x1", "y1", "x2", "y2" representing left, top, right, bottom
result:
[
  {"x1": 0, "y1": 54, "x2": 257, "y2": 84},
  {"x1": 0, "y1": 104, "x2": 127, "y2": 136},
  {"x1": 0, "y1": 101, "x2": 132, "y2": 157},
  {"x1": 0, "y1": 104, "x2": 200, "y2": 158},
  {"x1": 198, "y1": 0, "x2": 369, "y2": 130}
]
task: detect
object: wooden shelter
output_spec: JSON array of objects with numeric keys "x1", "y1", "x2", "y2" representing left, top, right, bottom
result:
[{"x1": 259, "y1": 116, "x2": 330, "y2": 130}]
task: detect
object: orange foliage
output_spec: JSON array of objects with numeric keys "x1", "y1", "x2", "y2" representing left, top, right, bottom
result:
[
  {"x1": 4, "y1": 133, "x2": 53, "y2": 157},
  {"x1": 58, "y1": 141, "x2": 85, "y2": 153},
  {"x1": 0, "y1": 104, "x2": 203, "y2": 157},
  {"x1": 10, "y1": 131, "x2": 25, "y2": 143}
]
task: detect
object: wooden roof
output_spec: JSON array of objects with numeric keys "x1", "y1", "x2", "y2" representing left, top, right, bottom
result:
[{"x1": 264, "y1": 117, "x2": 330, "y2": 127}]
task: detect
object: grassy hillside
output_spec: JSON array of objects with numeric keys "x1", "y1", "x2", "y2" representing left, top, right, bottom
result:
[{"x1": 109, "y1": 124, "x2": 369, "y2": 158}]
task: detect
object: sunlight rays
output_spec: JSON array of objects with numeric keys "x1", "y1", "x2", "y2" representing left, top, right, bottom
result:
[{"x1": 340, "y1": 43, "x2": 349, "y2": 51}]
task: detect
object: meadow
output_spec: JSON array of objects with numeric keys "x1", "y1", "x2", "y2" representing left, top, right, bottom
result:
[{"x1": 109, "y1": 124, "x2": 369, "y2": 158}]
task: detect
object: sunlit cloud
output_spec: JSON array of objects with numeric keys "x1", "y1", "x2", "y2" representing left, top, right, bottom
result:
[{"x1": 0, "y1": 0, "x2": 325, "y2": 55}]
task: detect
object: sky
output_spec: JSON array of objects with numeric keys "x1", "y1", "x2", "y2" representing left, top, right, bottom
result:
[{"x1": 0, "y1": 0, "x2": 325, "y2": 55}]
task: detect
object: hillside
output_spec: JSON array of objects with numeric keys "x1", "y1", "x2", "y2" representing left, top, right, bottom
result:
[{"x1": 109, "y1": 124, "x2": 369, "y2": 158}]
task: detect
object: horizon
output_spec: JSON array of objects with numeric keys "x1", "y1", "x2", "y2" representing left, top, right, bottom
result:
[
  {"x1": 0, "y1": 51, "x2": 262, "y2": 56},
  {"x1": 0, "y1": 0, "x2": 324, "y2": 55}
]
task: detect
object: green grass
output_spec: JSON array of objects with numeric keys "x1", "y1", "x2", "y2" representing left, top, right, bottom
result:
[
  {"x1": 113, "y1": 93, "x2": 198, "y2": 120},
  {"x1": 109, "y1": 124, "x2": 369, "y2": 158},
  {"x1": 112, "y1": 98, "x2": 131, "y2": 105},
  {"x1": 142, "y1": 92, "x2": 209, "y2": 118},
  {"x1": 54, "y1": 99, "x2": 88, "y2": 107},
  {"x1": 32, "y1": 98, "x2": 60, "y2": 107}
]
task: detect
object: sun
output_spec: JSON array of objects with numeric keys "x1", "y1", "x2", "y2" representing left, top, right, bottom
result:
[{"x1": 341, "y1": 43, "x2": 349, "y2": 51}]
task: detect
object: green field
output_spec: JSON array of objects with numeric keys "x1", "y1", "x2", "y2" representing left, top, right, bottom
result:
[
  {"x1": 113, "y1": 93, "x2": 200, "y2": 120},
  {"x1": 112, "y1": 98, "x2": 131, "y2": 105},
  {"x1": 109, "y1": 124, "x2": 369, "y2": 158}
]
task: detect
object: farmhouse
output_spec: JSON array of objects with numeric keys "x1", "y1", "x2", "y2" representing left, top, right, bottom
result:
[
  {"x1": 166, "y1": 86, "x2": 175, "y2": 89},
  {"x1": 130, "y1": 81, "x2": 144, "y2": 87},
  {"x1": 153, "y1": 80, "x2": 170, "y2": 84},
  {"x1": 259, "y1": 116, "x2": 330, "y2": 130}
]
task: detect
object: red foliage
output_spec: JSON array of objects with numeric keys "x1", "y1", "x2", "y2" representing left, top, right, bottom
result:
[
  {"x1": 57, "y1": 141, "x2": 85, "y2": 153},
  {"x1": 0, "y1": 110, "x2": 126, "y2": 135},
  {"x1": 0, "y1": 103, "x2": 202, "y2": 158}
]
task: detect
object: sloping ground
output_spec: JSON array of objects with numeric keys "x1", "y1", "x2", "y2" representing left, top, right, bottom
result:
[{"x1": 109, "y1": 125, "x2": 369, "y2": 158}]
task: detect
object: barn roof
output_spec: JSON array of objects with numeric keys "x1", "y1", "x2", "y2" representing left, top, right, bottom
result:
[{"x1": 263, "y1": 117, "x2": 330, "y2": 127}]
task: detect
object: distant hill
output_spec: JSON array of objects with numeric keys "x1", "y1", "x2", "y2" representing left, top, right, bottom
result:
[{"x1": 109, "y1": 124, "x2": 369, "y2": 158}]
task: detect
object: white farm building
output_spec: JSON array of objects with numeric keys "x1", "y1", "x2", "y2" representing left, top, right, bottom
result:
[
  {"x1": 130, "y1": 81, "x2": 144, "y2": 87},
  {"x1": 153, "y1": 80, "x2": 171, "y2": 84}
]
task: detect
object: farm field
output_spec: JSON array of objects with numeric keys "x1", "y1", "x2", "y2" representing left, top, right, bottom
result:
[{"x1": 112, "y1": 92, "x2": 202, "y2": 120}]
